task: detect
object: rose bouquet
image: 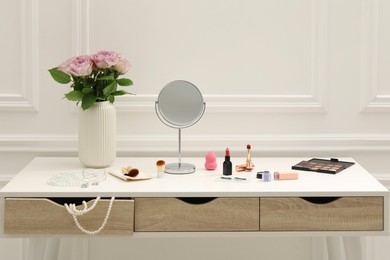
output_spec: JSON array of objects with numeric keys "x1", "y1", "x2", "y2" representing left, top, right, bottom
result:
[{"x1": 49, "y1": 50, "x2": 133, "y2": 110}]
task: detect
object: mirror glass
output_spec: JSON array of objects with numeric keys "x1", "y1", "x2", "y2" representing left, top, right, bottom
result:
[
  {"x1": 155, "y1": 80, "x2": 206, "y2": 174},
  {"x1": 157, "y1": 80, "x2": 204, "y2": 128}
]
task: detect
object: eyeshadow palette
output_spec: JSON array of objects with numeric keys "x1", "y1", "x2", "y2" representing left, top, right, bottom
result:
[{"x1": 291, "y1": 158, "x2": 355, "y2": 174}]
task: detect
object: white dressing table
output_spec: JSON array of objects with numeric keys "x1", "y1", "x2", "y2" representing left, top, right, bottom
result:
[{"x1": 0, "y1": 157, "x2": 388, "y2": 259}]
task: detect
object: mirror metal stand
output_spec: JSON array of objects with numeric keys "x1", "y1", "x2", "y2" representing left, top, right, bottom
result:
[
  {"x1": 164, "y1": 128, "x2": 195, "y2": 174},
  {"x1": 155, "y1": 80, "x2": 206, "y2": 175}
]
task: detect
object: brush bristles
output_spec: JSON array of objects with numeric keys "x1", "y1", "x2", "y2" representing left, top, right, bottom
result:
[{"x1": 156, "y1": 160, "x2": 165, "y2": 171}]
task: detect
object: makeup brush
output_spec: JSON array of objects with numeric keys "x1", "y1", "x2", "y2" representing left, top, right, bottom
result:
[
  {"x1": 122, "y1": 166, "x2": 139, "y2": 177},
  {"x1": 126, "y1": 168, "x2": 139, "y2": 177},
  {"x1": 156, "y1": 160, "x2": 165, "y2": 178}
]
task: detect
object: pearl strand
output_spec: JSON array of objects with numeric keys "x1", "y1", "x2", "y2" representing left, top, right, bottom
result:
[
  {"x1": 65, "y1": 197, "x2": 101, "y2": 216},
  {"x1": 64, "y1": 197, "x2": 115, "y2": 235},
  {"x1": 47, "y1": 171, "x2": 84, "y2": 187}
]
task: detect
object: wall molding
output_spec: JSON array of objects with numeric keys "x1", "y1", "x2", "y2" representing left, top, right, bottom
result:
[
  {"x1": 2, "y1": 133, "x2": 390, "y2": 153},
  {"x1": 72, "y1": 0, "x2": 89, "y2": 56},
  {"x1": 71, "y1": 94, "x2": 328, "y2": 113},
  {"x1": 360, "y1": 0, "x2": 378, "y2": 111},
  {"x1": 360, "y1": 0, "x2": 390, "y2": 112},
  {"x1": 74, "y1": 0, "x2": 328, "y2": 113},
  {"x1": 0, "y1": 0, "x2": 39, "y2": 112},
  {"x1": 104, "y1": 94, "x2": 327, "y2": 114}
]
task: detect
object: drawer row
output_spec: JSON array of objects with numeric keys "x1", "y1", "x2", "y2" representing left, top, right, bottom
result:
[{"x1": 3, "y1": 196, "x2": 384, "y2": 235}]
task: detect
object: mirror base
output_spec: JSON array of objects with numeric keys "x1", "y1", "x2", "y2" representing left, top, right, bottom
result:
[{"x1": 164, "y1": 163, "x2": 196, "y2": 174}]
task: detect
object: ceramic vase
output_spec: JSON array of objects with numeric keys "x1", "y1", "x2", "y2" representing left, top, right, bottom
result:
[{"x1": 78, "y1": 101, "x2": 116, "y2": 168}]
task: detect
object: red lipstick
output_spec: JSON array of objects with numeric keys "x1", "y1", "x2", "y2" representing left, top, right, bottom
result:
[
  {"x1": 223, "y1": 148, "x2": 232, "y2": 175},
  {"x1": 246, "y1": 144, "x2": 252, "y2": 171}
]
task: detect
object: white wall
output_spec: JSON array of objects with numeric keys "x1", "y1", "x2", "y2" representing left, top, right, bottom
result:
[{"x1": 1, "y1": 0, "x2": 390, "y2": 259}]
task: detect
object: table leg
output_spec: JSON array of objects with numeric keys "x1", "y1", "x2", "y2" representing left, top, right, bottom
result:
[
  {"x1": 22, "y1": 238, "x2": 60, "y2": 260},
  {"x1": 326, "y1": 237, "x2": 363, "y2": 260},
  {"x1": 343, "y1": 237, "x2": 363, "y2": 260},
  {"x1": 326, "y1": 237, "x2": 345, "y2": 260},
  {"x1": 43, "y1": 238, "x2": 60, "y2": 260}
]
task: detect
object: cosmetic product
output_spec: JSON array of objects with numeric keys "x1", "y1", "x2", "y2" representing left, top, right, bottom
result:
[
  {"x1": 205, "y1": 151, "x2": 217, "y2": 170},
  {"x1": 236, "y1": 163, "x2": 255, "y2": 172},
  {"x1": 256, "y1": 172, "x2": 263, "y2": 179},
  {"x1": 274, "y1": 171, "x2": 298, "y2": 180},
  {"x1": 126, "y1": 168, "x2": 139, "y2": 177},
  {"x1": 292, "y1": 158, "x2": 355, "y2": 174},
  {"x1": 245, "y1": 144, "x2": 253, "y2": 171},
  {"x1": 234, "y1": 177, "x2": 247, "y2": 181},
  {"x1": 221, "y1": 176, "x2": 231, "y2": 180},
  {"x1": 235, "y1": 164, "x2": 247, "y2": 172},
  {"x1": 156, "y1": 160, "x2": 165, "y2": 178},
  {"x1": 223, "y1": 148, "x2": 232, "y2": 176},
  {"x1": 263, "y1": 171, "x2": 271, "y2": 182},
  {"x1": 122, "y1": 166, "x2": 139, "y2": 177}
]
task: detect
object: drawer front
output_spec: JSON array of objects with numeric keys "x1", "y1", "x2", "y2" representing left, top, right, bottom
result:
[
  {"x1": 4, "y1": 198, "x2": 134, "y2": 235},
  {"x1": 135, "y1": 197, "x2": 259, "y2": 232},
  {"x1": 260, "y1": 197, "x2": 383, "y2": 231}
]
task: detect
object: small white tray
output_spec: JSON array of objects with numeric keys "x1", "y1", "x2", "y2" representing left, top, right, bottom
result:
[{"x1": 109, "y1": 170, "x2": 152, "y2": 181}]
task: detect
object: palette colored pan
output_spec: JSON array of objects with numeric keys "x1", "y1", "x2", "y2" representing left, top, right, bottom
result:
[{"x1": 292, "y1": 158, "x2": 355, "y2": 174}]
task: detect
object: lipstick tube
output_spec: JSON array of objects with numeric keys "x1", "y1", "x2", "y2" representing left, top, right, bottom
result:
[
  {"x1": 274, "y1": 171, "x2": 298, "y2": 180},
  {"x1": 223, "y1": 148, "x2": 232, "y2": 176},
  {"x1": 246, "y1": 144, "x2": 252, "y2": 169}
]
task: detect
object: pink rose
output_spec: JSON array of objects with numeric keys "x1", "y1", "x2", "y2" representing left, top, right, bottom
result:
[
  {"x1": 114, "y1": 57, "x2": 131, "y2": 75},
  {"x1": 58, "y1": 55, "x2": 93, "y2": 77},
  {"x1": 57, "y1": 57, "x2": 74, "y2": 73},
  {"x1": 91, "y1": 50, "x2": 120, "y2": 69}
]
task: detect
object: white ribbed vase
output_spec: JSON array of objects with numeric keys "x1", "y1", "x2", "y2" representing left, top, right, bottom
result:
[{"x1": 78, "y1": 101, "x2": 116, "y2": 168}]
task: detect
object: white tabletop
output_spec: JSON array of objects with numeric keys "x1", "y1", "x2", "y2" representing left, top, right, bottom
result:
[{"x1": 0, "y1": 157, "x2": 388, "y2": 198}]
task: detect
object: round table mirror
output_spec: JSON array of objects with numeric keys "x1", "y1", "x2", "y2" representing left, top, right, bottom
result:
[{"x1": 155, "y1": 80, "x2": 206, "y2": 174}]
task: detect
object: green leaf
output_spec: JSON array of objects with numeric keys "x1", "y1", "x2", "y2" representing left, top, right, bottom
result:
[
  {"x1": 83, "y1": 78, "x2": 95, "y2": 88},
  {"x1": 116, "y1": 78, "x2": 133, "y2": 86},
  {"x1": 96, "y1": 80, "x2": 104, "y2": 90},
  {"x1": 112, "y1": 90, "x2": 128, "y2": 96},
  {"x1": 64, "y1": 90, "x2": 83, "y2": 101},
  {"x1": 96, "y1": 74, "x2": 115, "y2": 81},
  {"x1": 81, "y1": 94, "x2": 97, "y2": 110},
  {"x1": 112, "y1": 90, "x2": 134, "y2": 96},
  {"x1": 81, "y1": 87, "x2": 93, "y2": 94},
  {"x1": 108, "y1": 95, "x2": 115, "y2": 103},
  {"x1": 49, "y1": 68, "x2": 71, "y2": 84},
  {"x1": 102, "y1": 81, "x2": 116, "y2": 96},
  {"x1": 73, "y1": 81, "x2": 83, "y2": 91}
]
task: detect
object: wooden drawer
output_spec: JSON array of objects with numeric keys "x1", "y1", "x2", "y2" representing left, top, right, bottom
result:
[
  {"x1": 4, "y1": 198, "x2": 134, "y2": 235},
  {"x1": 135, "y1": 197, "x2": 259, "y2": 232},
  {"x1": 260, "y1": 196, "x2": 383, "y2": 231}
]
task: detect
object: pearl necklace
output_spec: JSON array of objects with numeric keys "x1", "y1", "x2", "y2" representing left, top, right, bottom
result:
[
  {"x1": 48, "y1": 169, "x2": 106, "y2": 188},
  {"x1": 64, "y1": 197, "x2": 115, "y2": 235},
  {"x1": 47, "y1": 171, "x2": 84, "y2": 187}
]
